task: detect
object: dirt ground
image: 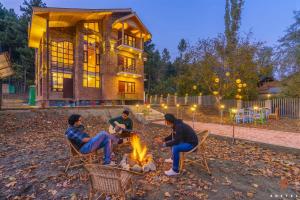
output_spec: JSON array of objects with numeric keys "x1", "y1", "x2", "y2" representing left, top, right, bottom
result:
[
  {"x1": 153, "y1": 106, "x2": 300, "y2": 133},
  {"x1": 0, "y1": 108, "x2": 299, "y2": 200}
]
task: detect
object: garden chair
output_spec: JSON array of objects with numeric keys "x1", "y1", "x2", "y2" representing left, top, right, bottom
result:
[
  {"x1": 84, "y1": 164, "x2": 134, "y2": 200},
  {"x1": 65, "y1": 136, "x2": 100, "y2": 173},
  {"x1": 179, "y1": 130, "x2": 211, "y2": 175},
  {"x1": 268, "y1": 107, "x2": 279, "y2": 120}
]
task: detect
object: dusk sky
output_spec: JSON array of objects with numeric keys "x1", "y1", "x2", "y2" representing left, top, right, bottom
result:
[{"x1": 2, "y1": 0, "x2": 300, "y2": 59}]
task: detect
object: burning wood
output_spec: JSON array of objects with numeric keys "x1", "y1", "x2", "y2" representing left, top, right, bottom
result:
[{"x1": 120, "y1": 134, "x2": 156, "y2": 173}]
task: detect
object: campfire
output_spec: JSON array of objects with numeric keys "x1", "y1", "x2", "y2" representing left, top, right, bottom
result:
[{"x1": 120, "y1": 134, "x2": 156, "y2": 173}]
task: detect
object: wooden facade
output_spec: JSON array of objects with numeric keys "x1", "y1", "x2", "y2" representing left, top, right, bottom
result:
[{"x1": 28, "y1": 7, "x2": 151, "y2": 106}]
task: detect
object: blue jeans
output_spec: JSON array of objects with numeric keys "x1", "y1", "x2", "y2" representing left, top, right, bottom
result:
[
  {"x1": 80, "y1": 131, "x2": 117, "y2": 164},
  {"x1": 172, "y1": 143, "x2": 194, "y2": 172}
]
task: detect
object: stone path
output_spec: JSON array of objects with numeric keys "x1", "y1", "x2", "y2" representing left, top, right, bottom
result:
[{"x1": 153, "y1": 120, "x2": 300, "y2": 150}]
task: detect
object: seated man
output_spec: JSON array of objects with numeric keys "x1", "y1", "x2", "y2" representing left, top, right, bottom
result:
[
  {"x1": 162, "y1": 113, "x2": 198, "y2": 176},
  {"x1": 65, "y1": 114, "x2": 122, "y2": 165},
  {"x1": 108, "y1": 110, "x2": 133, "y2": 138}
]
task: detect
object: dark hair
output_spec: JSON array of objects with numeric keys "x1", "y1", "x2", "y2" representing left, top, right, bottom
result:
[
  {"x1": 68, "y1": 114, "x2": 81, "y2": 126},
  {"x1": 122, "y1": 110, "x2": 129, "y2": 116},
  {"x1": 164, "y1": 113, "x2": 176, "y2": 123}
]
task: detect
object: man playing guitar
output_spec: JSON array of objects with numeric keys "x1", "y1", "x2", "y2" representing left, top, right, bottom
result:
[{"x1": 108, "y1": 110, "x2": 133, "y2": 138}]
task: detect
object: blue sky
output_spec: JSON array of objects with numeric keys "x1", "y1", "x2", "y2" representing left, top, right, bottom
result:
[{"x1": 2, "y1": 0, "x2": 299, "y2": 59}]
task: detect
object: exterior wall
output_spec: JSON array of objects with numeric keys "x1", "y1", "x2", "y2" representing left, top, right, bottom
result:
[{"x1": 35, "y1": 12, "x2": 146, "y2": 106}]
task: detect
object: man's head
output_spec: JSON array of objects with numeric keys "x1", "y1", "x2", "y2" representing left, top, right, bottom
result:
[
  {"x1": 164, "y1": 113, "x2": 176, "y2": 127},
  {"x1": 68, "y1": 114, "x2": 82, "y2": 127},
  {"x1": 122, "y1": 110, "x2": 130, "y2": 119}
]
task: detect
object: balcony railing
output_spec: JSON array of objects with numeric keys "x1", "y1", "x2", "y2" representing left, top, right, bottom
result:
[
  {"x1": 117, "y1": 65, "x2": 142, "y2": 78},
  {"x1": 116, "y1": 39, "x2": 143, "y2": 54}
]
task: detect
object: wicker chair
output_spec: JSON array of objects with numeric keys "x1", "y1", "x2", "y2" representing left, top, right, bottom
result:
[
  {"x1": 179, "y1": 130, "x2": 211, "y2": 175},
  {"x1": 84, "y1": 164, "x2": 134, "y2": 200},
  {"x1": 65, "y1": 137, "x2": 100, "y2": 173}
]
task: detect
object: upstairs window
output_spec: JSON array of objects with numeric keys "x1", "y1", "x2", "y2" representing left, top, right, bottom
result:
[
  {"x1": 84, "y1": 22, "x2": 99, "y2": 32},
  {"x1": 124, "y1": 34, "x2": 136, "y2": 48}
]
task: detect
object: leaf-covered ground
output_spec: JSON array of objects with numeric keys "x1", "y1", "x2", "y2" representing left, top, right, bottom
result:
[{"x1": 0, "y1": 109, "x2": 299, "y2": 200}]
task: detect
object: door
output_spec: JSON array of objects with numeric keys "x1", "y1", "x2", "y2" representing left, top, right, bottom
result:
[{"x1": 63, "y1": 78, "x2": 73, "y2": 98}]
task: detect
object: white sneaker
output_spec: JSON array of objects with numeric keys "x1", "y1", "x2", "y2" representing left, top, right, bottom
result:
[
  {"x1": 164, "y1": 168, "x2": 180, "y2": 176},
  {"x1": 104, "y1": 161, "x2": 116, "y2": 166},
  {"x1": 164, "y1": 158, "x2": 173, "y2": 163}
]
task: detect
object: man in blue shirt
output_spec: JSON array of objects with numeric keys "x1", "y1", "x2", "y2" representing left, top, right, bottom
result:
[{"x1": 65, "y1": 114, "x2": 122, "y2": 165}]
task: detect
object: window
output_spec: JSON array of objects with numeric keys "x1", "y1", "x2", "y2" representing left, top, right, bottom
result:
[
  {"x1": 119, "y1": 81, "x2": 135, "y2": 94},
  {"x1": 118, "y1": 55, "x2": 136, "y2": 72},
  {"x1": 50, "y1": 41, "x2": 73, "y2": 91},
  {"x1": 83, "y1": 34, "x2": 100, "y2": 88},
  {"x1": 84, "y1": 22, "x2": 99, "y2": 32},
  {"x1": 124, "y1": 34, "x2": 136, "y2": 48}
]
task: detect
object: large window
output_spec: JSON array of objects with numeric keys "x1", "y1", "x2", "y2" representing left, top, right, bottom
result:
[
  {"x1": 124, "y1": 34, "x2": 136, "y2": 48},
  {"x1": 119, "y1": 81, "x2": 135, "y2": 94},
  {"x1": 83, "y1": 22, "x2": 101, "y2": 88},
  {"x1": 51, "y1": 41, "x2": 73, "y2": 91},
  {"x1": 118, "y1": 55, "x2": 136, "y2": 73}
]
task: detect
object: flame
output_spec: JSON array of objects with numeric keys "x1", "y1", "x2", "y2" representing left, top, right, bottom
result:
[{"x1": 131, "y1": 135, "x2": 147, "y2": 163}]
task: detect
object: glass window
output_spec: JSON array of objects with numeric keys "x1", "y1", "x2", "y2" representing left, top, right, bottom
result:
[
  {"x1": 124, "y1": 34, "x2": 136, "y2": 48},
  {"x1": 83, "y1": 34, "x2": 101, "y2": 88},
  {"x1": 118, "y1": 55, "x2": 136, "y2": 73},
  {"x1": 119, "y1": 81, "x2": 135, "y2": 94},
  {"x1": 84, "y1": 22, "x2": 99, "y2": 32},
  {"x1": 50, "y1": 41, "x2": 73, "y2": 91}
]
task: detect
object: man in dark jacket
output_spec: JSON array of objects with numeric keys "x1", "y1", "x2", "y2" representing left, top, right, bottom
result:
[
  {"x1": 162, "y1": 113, "x2": 198, "y2": 176},
  {"x1": 108, "y1": 110, "x2": 133, "y2": 137}
]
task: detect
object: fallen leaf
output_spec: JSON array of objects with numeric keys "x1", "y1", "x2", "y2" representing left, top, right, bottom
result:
[{"x1": 164, "y1": 192, "x2": 171, "y2": 197}]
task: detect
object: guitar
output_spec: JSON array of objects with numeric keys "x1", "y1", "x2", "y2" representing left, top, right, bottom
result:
[
  {"x1": 109, "y1": 121, "x2": 127, "y2": 134},
  {"x1": 108, "y1": 121, "x2": 141, "y2": 135}
]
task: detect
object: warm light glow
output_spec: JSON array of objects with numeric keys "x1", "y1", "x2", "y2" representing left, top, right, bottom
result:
[
  {"x1": 226, "y1": 72, "x2": 230, "y2": 77},
  {"x1": 213, "y1": 91, "x2": 219, "y2": 95},
  {"x1": 243, "y1": 83, "x2": 247, "y2": 87},
  {"x1": 238, "y1": 84, "x2": 243, "y2": 88},
  {"x1": 253, "y1": 106, "x2": 259, "y2": 110},
  {"x1": 163, "y1": 105, "x2": 168, "y2": 109},
  {"x1": 236, "y1": 79, "x2": 241, "y2": 84},
  {"x1": 176, "y1": 104, "x2": 180, "y2": 107},
  {"x1": 161, "y1": 103, "x2": 165, "y2": 107},
  {"x1": 136, "y1": 104, "x2": 139, "y2": 107},
  {"x1": 190, "y1": 107, "x2": 196, "y2": 112},
  {"x1": 220, "y1": 104, "x2": 225, "y2": 109},
  {"x1": 146, "y1": 105, "x2": 150, "y2": 109},
  {"x1": 237, "y1": 88, "x2": 242, "y2": 92},
  {"x1": 215, "y1": 78, "x2": 220, "y2": 83},
  {"x1": 199, "y1": 92, "x2": 202, "y2": 96},
  {"x1": 231, "y1": 108, "x2": 237, "y2": 114},
  {"x1": 193, "y1": 104, "x2": 197, "y2": 108},
  {"x1": 131, "y1": 135, "x2": 147, "y2": 163},
  {"x1": 193, "y1": 85, "x2": 197, "y2": 90},
  {"x1": 235, "y1": 94, "x2": 240, "y2": 99},
  {"x1": 267, "y1": 94, "x2": 271, "y2": 98}
]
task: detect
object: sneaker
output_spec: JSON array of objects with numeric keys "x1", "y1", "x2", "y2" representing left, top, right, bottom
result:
[
  {"x1": 164, "y1": 158, "x2": 173, "y2": 163},
  {"x1": 103, "y1": 161, "x2": 116, "y2": 166},
  {"x1": 164, "y1": 168, "x2": 180, "y2": 176}
]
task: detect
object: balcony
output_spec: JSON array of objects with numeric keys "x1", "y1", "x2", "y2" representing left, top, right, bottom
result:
[
  {"x1": 116, "y1": 39, "x2": 143, "y2": 55},
  {"x1": 116, "y1": 65, "x2": 142, "y2": 78}
]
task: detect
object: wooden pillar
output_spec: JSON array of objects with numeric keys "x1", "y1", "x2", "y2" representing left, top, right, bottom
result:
[
  {"x1": 0, "y1": 79, "x2": 2, "y2": 110},
  {"x1": 121, "y1": 23, "x2": 124, "y2": 44},
  {"x1": 46, "y1": 18, "x2": 50, "y2": 105}
]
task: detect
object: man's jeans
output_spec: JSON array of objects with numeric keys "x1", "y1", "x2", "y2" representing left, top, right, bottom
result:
[
  {"x1": 172, "y1": 143, "x2": 194, "y2": 172},
  {"x1": 80, "y1": 131, "x2": 118, "y2": 164}
]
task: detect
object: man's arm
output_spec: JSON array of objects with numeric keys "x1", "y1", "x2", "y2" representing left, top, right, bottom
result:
[
  {"x1": 108, "y1": 116, "x2": 120, "y2": 127},
  {"x1": 164, "y1": 134, "x2": 172, "y2": 142},
  {"x1": 165, "y1": 126, "x2": 184, "y2": 147},
  {"x1": 67, "y1": 129, "x2": 90, "y2": 144}
]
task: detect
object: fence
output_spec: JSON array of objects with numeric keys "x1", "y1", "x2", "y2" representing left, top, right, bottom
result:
[{"x1": 146, "y1": 94, "x2": 300, "y2": 119}]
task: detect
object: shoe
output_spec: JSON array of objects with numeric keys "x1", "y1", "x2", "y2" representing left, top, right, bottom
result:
[
  {"x1": 103, "y1": 161, "x2": 116, "y2": 166},
  {"x1": 164, "y1": 168, "x2": 180, "y2": 176},
  {"x1": 164, "y1": 158, "x2": 173, "y2": 163}
]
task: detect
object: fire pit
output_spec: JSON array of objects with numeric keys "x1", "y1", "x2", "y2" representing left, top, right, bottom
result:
[{"x1": 119, "y1": 135, "x2": 156, "y2": 173}]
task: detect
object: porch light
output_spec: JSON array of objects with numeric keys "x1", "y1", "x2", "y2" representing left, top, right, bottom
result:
[
  {"x1": 236, "y1": 79, "x2": 241, "y2": 84},
  {"x1": 220, "y1": 104, "x2": 225, "y2": 109}
]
